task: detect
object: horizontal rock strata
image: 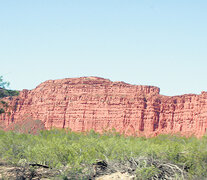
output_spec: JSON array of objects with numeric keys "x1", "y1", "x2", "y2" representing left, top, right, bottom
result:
[{"x1": 1, "y1": 77, "x2": 207, "y2": 137}]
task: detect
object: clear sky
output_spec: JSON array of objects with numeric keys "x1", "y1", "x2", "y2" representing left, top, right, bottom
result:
[{"x1": 0, "y1": 0, "x2": 207, "y2": 96}]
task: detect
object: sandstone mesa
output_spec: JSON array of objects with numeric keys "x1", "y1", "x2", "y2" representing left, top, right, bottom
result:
[{"x1": 0, "y1": 77, "x2": 207, "y2": 137}]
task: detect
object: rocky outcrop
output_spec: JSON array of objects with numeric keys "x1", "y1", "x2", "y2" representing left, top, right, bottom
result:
[{"x1": 0, "y1": 77, "x2": 207, "y2": 137}]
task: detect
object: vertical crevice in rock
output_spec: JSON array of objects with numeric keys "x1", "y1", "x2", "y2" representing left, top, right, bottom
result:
[{"x1": 62, "y1": 100, "x2": 69, "y2": 129}]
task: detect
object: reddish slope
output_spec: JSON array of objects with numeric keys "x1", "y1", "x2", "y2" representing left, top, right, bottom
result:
[{"x1": 1, "y1": 77, "x2": 207, "y2": 137}]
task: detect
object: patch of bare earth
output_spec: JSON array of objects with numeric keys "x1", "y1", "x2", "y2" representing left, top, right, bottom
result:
[{"x1": 96, "y1": 172, "x2": 134, "y2": 180}]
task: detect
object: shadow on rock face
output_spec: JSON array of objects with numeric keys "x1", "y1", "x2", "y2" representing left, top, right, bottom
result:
[{"x1": 5, "y1": 115, "x2": 45, "y2": 134}]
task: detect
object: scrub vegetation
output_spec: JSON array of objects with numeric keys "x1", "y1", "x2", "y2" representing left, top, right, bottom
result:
[
  {"x1": 0, "y1": 88, "x2": 19, "y2": 99},
  {"x1": 0, "y1": 129, "x2": 207, "y2": 179},
  {"x1": 0, "y1": 76, "x2": 19, "y2": 99},
  {"x1": 0, "y1": 76, "x2": 19, "y2": 117}
]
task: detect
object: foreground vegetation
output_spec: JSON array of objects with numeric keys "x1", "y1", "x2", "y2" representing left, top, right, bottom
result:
[{"x1": 0, "y1": 129, "x2": 207, "y2": 179}]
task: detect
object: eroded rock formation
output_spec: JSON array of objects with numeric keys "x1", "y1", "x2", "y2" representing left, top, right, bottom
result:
[{"x1": 0, "y1": 77, "x2": 207, "y2": 137}]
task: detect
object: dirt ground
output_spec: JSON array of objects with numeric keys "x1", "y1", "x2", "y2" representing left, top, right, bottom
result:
[
  {"x1": 0, "y1": 160, "x2": 59, "y2": 180},
  {"x1": 0, "y1": 160, "x2": 135, "y2": 180}
]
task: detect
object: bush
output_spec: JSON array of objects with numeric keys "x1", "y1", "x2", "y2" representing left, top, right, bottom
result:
[
  {"x1": 0, "y1": 76, "x2": 19, "y2": 98},
  {"x1": 0, "y1": 108, "x2": 5, "y2": 114},
  {"x1": 0, "y1": 129, "x2": 207, "y2": 179},
  {"x1": 0, "y1": 88, "x2": 19, "y2": 98}
]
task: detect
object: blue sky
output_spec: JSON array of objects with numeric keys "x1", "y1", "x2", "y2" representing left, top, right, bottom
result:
[{"x1": 0, "y1": 0, "x2": 207, "y2": 96}]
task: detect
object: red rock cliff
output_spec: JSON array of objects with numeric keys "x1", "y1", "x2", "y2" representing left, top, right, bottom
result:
[{"x1": 1, "y1": 77, "x2": 207, "y2": 137}]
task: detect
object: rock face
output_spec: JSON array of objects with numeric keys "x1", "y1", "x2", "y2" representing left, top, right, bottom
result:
[{"x1": 1, "y1": 77, "x2": 207, "y2": 137}]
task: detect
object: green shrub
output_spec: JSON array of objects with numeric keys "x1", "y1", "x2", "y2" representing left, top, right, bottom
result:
[
  {"x1": 0, "y1": 129, "x2": 207, "y2": 179},
  {"x1": 0, "y1": 108, "x2": 5, "y2": 114},
  {"x1": 0, "y1": 88, "x2": 19, "y2": 98},
  {"x1": 136, "y1": 165, "x2": 160, "y2": 180}
]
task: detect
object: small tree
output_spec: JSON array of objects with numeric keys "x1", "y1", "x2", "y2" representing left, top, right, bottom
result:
[{"x1": 0, "y1": 76, "x2": 10, "y2": 89}]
